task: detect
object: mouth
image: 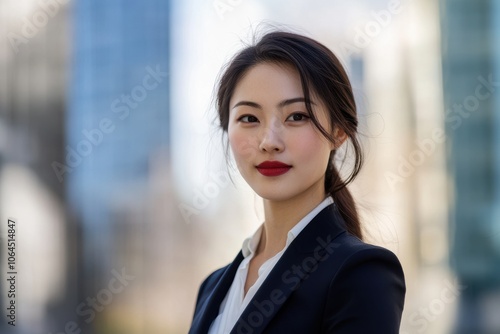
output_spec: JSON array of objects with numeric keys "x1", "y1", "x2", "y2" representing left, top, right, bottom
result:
[{"x1": 256, "y1": 160, "x2": 292, "y2": 177}]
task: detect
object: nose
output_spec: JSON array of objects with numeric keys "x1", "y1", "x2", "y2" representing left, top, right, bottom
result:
[{"x1": 258, "y1": 117, "x2": 284, "y2": 152}]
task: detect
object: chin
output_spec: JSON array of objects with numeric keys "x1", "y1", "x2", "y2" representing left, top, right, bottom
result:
[
  {"x1": 252, "y1": 187, "x2": 299, "y2": 202},
  {"x1": 258, "y1": 194, "x2": 294, "y2": 203},
  {"x1": 251, "y1": 178, "x2": 326, "y2": 203}
]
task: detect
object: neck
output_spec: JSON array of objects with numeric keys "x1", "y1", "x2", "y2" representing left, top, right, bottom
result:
[{"x1": 257, "y1": 183, "x2": 328, "y2": 258}]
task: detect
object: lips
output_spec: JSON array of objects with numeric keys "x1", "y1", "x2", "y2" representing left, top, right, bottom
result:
[{"x1": 256, "y1": 160, "x2": 292, "y2": 177}]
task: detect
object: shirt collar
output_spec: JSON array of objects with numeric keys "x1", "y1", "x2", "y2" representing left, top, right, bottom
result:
[
  {"x1": 241, "y1": 196, "x2": 334, "y2": 258},
  {"x1": 242, "y1": 225, "x2": 263, "y2": 258}
]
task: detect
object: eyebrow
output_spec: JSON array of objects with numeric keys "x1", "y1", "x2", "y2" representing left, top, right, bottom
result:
[{"x1": 231, "y1": 97, "x2": 315, "y2": 110}]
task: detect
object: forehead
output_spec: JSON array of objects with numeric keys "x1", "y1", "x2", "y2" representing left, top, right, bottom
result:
[{"x1": 230, "y1": 62, "x2": 303, "y2": 105}]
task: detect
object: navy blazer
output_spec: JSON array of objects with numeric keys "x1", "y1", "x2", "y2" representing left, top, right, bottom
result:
[{"x1": 189, "y1": 203, "x2": 405, "y2": 334}]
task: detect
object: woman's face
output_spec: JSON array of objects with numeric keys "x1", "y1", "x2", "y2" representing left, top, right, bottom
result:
[{"x1": 228, "y1": 62, "x2": 342, "y2": 202}]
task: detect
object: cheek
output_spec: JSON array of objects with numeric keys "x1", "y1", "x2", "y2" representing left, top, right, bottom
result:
[
  {"x1": 228, "y1": 129, "x2": 256, "y2": 163},
  {"x1": 291, "y1": 131, "x2": 331, "y2": 164}
]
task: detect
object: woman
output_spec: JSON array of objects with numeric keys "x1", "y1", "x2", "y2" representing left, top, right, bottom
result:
[{"x1": 189, "y1": 30, "x2": 405, "y2": 334}]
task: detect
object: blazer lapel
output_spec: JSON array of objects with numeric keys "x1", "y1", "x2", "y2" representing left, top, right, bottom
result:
[
  {"x1": 192, "y1": 251, "x2": 244, "y2": 334},
  {"x1": 229, "y1": 203, "x2": 347, "y2": 334}
]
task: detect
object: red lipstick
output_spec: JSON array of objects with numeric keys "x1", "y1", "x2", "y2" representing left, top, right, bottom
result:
[{"x1": 256, "y1": 160, "x2": 292, "y2": 177}]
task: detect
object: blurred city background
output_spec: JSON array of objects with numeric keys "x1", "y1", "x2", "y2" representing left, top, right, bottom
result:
[{"x1": 0, "y1": 0, "x2": 499, "y2": 333}]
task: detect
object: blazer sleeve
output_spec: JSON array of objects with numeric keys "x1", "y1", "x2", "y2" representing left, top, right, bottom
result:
[
  {"x1": 191, "y1": 271, "x2": 214, "y2": 322},
  {"x1": 191, "y1": 266, "x2": 227, "y2": 321},
  {"x1": 322, "y1": 246, "x2": 406, "y2": 333},
  {"x1": 192, "y1": 273, "x2": 211, "y2": 316}
]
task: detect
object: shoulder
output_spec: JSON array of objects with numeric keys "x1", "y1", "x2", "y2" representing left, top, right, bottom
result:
[
  {"x1": 194, "y1": 264, "x2": 228, "y2": 304},
  {"x1": 321, "y1": 233, "x2": 406, "y2": 332},
  {"x1": 333, "y1": 233, "x2": 404, "y2": 275},
  {"x1": 314, "y1": 230, "x2": 405, "y2": 281},
  {"x1": 324, "y1": 232, "x2": 405, "y2": 295}
]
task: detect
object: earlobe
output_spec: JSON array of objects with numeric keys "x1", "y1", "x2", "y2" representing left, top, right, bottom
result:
[{"x1": 332, "y1": 127, "x2": 348, "y2": 149}]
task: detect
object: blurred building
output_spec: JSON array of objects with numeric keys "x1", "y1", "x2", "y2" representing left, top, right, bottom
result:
[
  {"x1": 66, "y1": 0, "x2": 172, "y2": 332},
  {"x1": 3, "y1": 0, "x2": 499, "y2": 333},
  {"x1": 440, "y1": 0, "x2": 500, "y2": 332},
  {"x1": 0, "y1": 1, "x2": 71, "y2": 333}
]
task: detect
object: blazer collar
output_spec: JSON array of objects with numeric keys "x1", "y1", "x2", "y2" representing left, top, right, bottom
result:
[
  {"x1": 193, "y1": 250, "x2": 245, "y2": 334},
  {"x1": 195, "y1": 202, "x2": 347, "y2": 334},
  {"x1": 229, "y1": 202, "x2": 347, "y2": 334}
]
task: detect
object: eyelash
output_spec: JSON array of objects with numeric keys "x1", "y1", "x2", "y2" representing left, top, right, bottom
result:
[
  {"x1": 237, "y1": 115, "x2": 258, "y2": 123},
  {"x1": 288, "y1": 113, "x2": 310, "y2": 122},
  {"x1": 237, "y1": 113, "x2": 310, "y2": 123}
]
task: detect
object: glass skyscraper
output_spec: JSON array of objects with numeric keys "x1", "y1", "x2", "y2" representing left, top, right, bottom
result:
[
  {"x1": 440, "y1": 0, "x2": 500, "y2": 332},
  {"x1": 66, "y1": 1, "x2": 170, "y2": 331}
]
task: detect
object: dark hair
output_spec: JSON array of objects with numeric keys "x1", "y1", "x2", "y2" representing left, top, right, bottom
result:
[{"x1": 215, "y1": 31, "x2": 364, "y2": 240}]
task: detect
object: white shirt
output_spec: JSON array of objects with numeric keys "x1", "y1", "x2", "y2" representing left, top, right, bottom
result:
[{"x1": 208, "y1": 196, "x2": 334, "y2": 334}]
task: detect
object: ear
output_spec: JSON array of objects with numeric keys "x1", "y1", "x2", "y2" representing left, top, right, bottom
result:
[{"x1": 332, "y1": 127, "x2": 348, "y2": 150}]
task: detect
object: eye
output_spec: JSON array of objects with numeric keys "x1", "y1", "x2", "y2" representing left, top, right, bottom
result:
[
  {"x1": 286, "y1": 113, "x2": 310, "y2": 122},
  {"x1": 237, "y1": 114, "x2": 259, "y2": 123}
]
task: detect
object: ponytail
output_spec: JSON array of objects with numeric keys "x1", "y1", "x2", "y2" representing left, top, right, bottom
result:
[{"x1": 325, "y1": 151, "x2": 363, "y2": 240}]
